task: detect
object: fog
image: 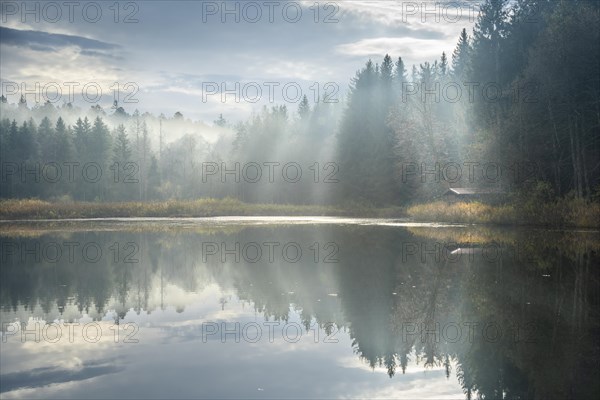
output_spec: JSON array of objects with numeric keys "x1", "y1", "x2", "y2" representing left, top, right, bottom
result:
[{"x1": 1, "y1": 1, "x2": 599, "y2": 206}]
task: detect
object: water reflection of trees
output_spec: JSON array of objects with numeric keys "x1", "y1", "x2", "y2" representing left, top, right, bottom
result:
[{"x1": 1, "y1": 226, "x2": 598, "y2": 399}]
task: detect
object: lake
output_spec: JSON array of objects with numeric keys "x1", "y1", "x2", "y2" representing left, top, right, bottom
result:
[{"x1": 1, "y1": 218, "x2": 598, "y2": 399}]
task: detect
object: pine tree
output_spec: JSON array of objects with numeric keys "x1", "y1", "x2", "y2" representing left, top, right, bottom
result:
[
  {"x1": 7, "y1": 119, "x2": 19, "y2": 157},
  {"x1": 113, "y1": 124, "x2": 132, "y2": 163},
  {"x1": 54, "y1": 117, "x2": 73, "y2": 163},
  {"x1": 37, "y1": 117, "x2": 54, "y2": 161},
  {"x1": 232, "y1": 122, "x2": 248, "y2": 154},
  {"x1": 297, "y1": 95, "x2": 310, "y2": 121},
  {"x1": 451, "y1": 28, "x2": 471, "y2": 80},
  {"x1": 395, "y1": 57, "x2": 407, "y2": 83},
  {"x1": 337, "y1": 58, "x2": 397, "y2": 205},
  {"x1": 380, "y1": 54, "x2": 395, "y2": 108},
  {"x1": 16, "y1": 120, "x2": 38, "y2": 161},
  {"x1": 470, "y1": 0, "x2": 510, "y2": 130},
  {"x1": 138, "y1": 121, "x2": 151, "y2": 200},
  {"x1": 380, "y1": 54, "x2": 394, "y2": 85},
  {"x1": 18, "y1": 95, "x2": 27, "y2": 109},
  {"x1": 90, "y1": 117, "x2": 111, "y2": 163},
  {"x1": 147, "y1": 155, "x2": 161, "y2": 200},
  {"x1": 471, "y1": 0, "x2": 509, "y2": 86},
  {"x1": 74, "y1": 117, "x2": 91, "y2": 162},
  {"x1": 214, "y1": 113, "x2": 227, "y2": 127},
  {"x1": 440, "y1": 52, "x2": 448, "y2": 77}
]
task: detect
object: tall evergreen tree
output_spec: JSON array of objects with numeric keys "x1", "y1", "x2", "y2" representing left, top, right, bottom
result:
[
  {"x1": 90, "y1": 116, "x2": 111, "y2": 165},
  {"x1": 470, "y1": 0, "x2": 510, "y2": 129},
  {"x1": 297, "y1": 95, "x2": 311, "y2": 121},
  {"x1": 439, "y1": 52, "x2": 448, "y2": 77},
  {"x1": 113, "y1": 124, "x2": 132, "y2": 163},
  {"x1": 451, "y1": 28, "x2": 471, "y2": 80}
]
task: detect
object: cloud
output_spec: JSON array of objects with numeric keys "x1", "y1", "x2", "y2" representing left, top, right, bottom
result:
[
  {"x1": 336, "y1": 37, "x2": 450, "y2": 61},
  {"x1": 0, "y1": 2, "x2": 475, "y2": 121},
  {"x1": 0, "y1": 28, "x2": 126, "y2": 106},
  {"x1": 0, "y1": 27, "x2": 118, "y2": 54},
  {"x1": 335, "y1": 0, "x2": 480, "y2": 26}
]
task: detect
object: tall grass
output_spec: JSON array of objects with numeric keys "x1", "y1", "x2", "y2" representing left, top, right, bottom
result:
[
  {"x1": 407, "y1": 199, "x2": 600, "y2": 228},
  {"x1": 1, "y1": 198, "x2": 596, "y2": 227},
  {"x1": 0, "y1": 198, "x2": 404, "y2": 220}
]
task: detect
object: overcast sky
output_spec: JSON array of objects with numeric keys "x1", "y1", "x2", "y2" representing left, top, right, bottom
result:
[{"x1": 0, "y1": 1, "x2": 480, "y2": 122}]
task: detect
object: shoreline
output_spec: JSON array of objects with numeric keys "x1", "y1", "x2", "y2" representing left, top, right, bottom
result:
[{"x1": 1, "y1": 198, "x2": 598, "y2": 229}]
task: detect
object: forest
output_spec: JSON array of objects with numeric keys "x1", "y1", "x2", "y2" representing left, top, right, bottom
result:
[{"x1": 1, "y1": 0, "x2": 599, "y2": 212}]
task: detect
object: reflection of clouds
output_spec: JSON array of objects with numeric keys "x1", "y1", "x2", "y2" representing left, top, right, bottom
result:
[
  {"x1": 0, "y1": 224, "x2": 594, "y2": 398},
  {"x1": 0, "y1": 359, "x2": 123, "y2": 394},
  {"x1": 1, "y1": 319, "x2": 146, "y2": 385},
  {"x1": 353, "y1": 372, "x2": 463, "y2": 400},
  {"x1": 1, "y1": 289, "x2": 463, "y2": 398},
  {"x1": 0, "y1": 225, "x2": 470, "y2": 398},
  {"x1": 3, "y1": 305, "x2": 462, "y2": 398},
  {"x1": 336, "y1": 352, "x2": 463, "y2": 399}
]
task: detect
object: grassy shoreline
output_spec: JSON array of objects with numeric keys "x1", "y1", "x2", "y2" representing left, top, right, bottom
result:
[
  {"x1": 0, "y1": 198, "x2": 404, "y2": 220},
  {"x1": 407, "y1": 199, "x2": 600, "y2": 229},
  {"x1": 1, "y1": 198, "x2": 598, "y2": 228}
]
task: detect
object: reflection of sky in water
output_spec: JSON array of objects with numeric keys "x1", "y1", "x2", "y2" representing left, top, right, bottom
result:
[
  {"x1": 1, "y1": 283, "x2": 463, "y2": 399},
  {"x1": 2, "y1": 221, "x2": 597, "y2": 399}
]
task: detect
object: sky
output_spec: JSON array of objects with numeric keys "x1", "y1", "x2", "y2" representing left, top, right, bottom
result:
[{"x1": 0, "y1": 0, "x2": 480, "y2": 123}]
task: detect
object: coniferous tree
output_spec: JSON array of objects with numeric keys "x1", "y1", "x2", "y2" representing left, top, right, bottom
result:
[
  {"x1": 214, "y1": 113, "x2": 227, "y2": 127},
  {"x1": 37, "y1": 117, "x2": 54, "y2": 161},
  {"x1": 113, "y1": 124, "x2": 132, "y2": 163},
  {"x1": 297, "y1": 95, "x2": 310, "y2": 121},
  {"x1": 439, "y1": 52, "x2": 448, "y2": 77},
  {"x1": 470, "y1": 0, "x2": 510, "y2": 130},
  {"x1": 74, "y1": 117, "x2": 91, "y2": 163},
  {"x1": 451, "y1": 28, "x2": 471, "y2": 80}
]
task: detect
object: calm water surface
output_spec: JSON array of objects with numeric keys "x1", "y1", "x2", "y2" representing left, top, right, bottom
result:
[{"x1": 1, "y1": 218, "x2": 598, "y2": 399}]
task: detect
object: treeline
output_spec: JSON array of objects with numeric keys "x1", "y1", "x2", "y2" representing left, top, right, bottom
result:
[
  {"x1": 0, "y1": 97, "x2": 342, "y2": 202},
  {"x1": 0, "y1": 113, "x2": 161, "y2": 201},
  {"x1": 337, "y1": 0, "x2": 600, "y2": 205},
  {"x1": 1, "y1": 0, "x2": 598, "y2": 206}
]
